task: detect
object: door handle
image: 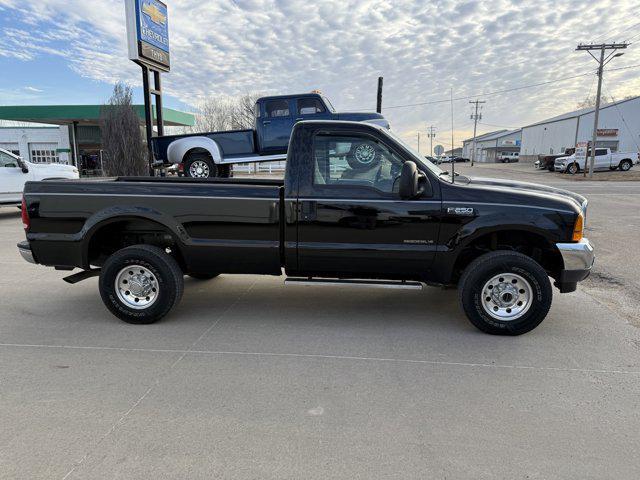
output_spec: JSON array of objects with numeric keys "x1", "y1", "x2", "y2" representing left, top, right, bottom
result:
[
  {"x1": 295, "y1": 118, "x2": 303, "y2": 121},
  {"x1": 263, "y1": 121, "x2": 271, "y2": 125}
]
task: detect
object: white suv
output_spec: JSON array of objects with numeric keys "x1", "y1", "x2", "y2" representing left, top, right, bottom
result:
[{"x1": 0, "y1": 149, "x2": 79, "y2": 205}]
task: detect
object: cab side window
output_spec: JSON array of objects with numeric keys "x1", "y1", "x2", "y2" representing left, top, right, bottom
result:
[
  {"x1": 0, "y1": 152, "x2": 18, "y2": 168},
  {"x1": 595, "y1": 148, "x2": 608, "y2": 156},
  {"x1": 265, "y1": 100, "x2": 290, "y2": 118},
  {"x1": 312, "y1": 134, "x2": 403, "y2": 194},
  {"x1": 298, "y1": 98, "x2": 326, "y2": 116}
]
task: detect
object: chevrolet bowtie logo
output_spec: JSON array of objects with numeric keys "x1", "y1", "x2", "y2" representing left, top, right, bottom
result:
[{"x1": 142, "y1": 2, "x2": 167, "y2": 25}]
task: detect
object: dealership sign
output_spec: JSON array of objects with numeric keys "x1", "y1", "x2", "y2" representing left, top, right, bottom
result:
[
  {"x1": 125, "y1": 0, "x2": 170, "y2": 71},
  {"x1": 596, "y1": 128, "x2": 618, "y2": 137}
]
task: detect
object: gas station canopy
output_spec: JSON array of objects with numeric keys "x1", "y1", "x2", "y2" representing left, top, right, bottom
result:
[{"x1": 0, "y1": 104, "x2": 194, "y2": 127}]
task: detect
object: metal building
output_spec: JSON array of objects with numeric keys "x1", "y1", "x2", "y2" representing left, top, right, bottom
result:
[
  {"x1": 520, "y1": 96, "x2": 640, "y2": 162},
  {"x1": 462, "y1": 129, "x2": 522, "y2": 163}
]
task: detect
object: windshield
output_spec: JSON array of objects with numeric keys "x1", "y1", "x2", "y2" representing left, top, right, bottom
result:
[{"x1": 385, "y1": 129, "x2": 445, "y2": 177}]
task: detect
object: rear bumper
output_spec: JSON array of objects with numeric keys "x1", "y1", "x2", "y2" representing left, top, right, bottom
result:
[
  {"x1": 555, "y1": 238, "x2": 595, "y2": 292},
  {"x1": 17, "y1": 240, "x2": 36, "y2": 264}
]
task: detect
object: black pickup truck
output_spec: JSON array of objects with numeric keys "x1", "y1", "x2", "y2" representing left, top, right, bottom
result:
[{"x1": 18, "y1": 120, "x2": 594, "y2": 335}]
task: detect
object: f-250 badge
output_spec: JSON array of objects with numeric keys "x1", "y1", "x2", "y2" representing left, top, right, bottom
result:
[{"x1": 447, "y1": 207, "x2": 475, "y2": 216}]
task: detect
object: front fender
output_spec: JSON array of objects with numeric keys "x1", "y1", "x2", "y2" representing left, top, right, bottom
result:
[{"x1": 166, "y1": 136, "x2": 222, "y2": 165}]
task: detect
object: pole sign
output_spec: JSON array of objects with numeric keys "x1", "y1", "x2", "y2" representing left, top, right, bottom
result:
[{"x1": 125, "y1": 0, "x2": 170, "y2": 71}]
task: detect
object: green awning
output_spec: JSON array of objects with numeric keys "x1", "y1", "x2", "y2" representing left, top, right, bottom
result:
[{"x1": 0, "y1": 104, "x2": 195, "y2": 127}]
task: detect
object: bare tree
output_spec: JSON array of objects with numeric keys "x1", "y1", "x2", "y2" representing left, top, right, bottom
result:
[
  {"x1": 100, "y1": 82, "x2": 147, "y2": 176},
  {"x1": 183, "y1": 92, "x2": 262, "y2": 134}
]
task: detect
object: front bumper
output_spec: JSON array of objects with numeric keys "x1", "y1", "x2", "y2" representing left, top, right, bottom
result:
[
  {"x1": 555, "y1": 238, "x2": 595, "y2": 291},
  {"x1": 17, "y1": 240, "x2": 36, "y2": 264},
  {"x1": 554, "y1": 164, "x2": 566, "y2": 172}
]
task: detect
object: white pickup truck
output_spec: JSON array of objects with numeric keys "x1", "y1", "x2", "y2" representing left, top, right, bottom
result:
[
  {"x1": 1, "y1": 149, "x2": 79, "y2": 205},
  {"x1": 555, "y1": 148, "x2": 638, "y2": 174}
]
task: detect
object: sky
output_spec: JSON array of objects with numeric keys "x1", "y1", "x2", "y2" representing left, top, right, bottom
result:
[{"x1": 0, "y1": 0, "x2": 639, "y2": 150}]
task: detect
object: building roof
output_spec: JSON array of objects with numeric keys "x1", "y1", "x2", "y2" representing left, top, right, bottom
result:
[
  {"x1": 462, "y1": 129, "x2": 507, "y2": 144},
  {"x1": 474, "y1": 128, "x2": 521, "y2": 142},
  {"x1": 0, "y1": 105, "x2": 195, "y2": 127},
  {"x1": 523, "y1": 95, "x2": 640, "y2": 128}
]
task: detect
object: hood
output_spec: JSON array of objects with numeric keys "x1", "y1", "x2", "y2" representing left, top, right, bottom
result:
[
  {"x1": 336, "y1": 111, "x2": 385, "y2": 121},
  {"x1": 468, "y1": 176, "x2": 587, "y2": 211},
  {"x1": 28, "y1": 161, "x2": 76, "y2": 171}
]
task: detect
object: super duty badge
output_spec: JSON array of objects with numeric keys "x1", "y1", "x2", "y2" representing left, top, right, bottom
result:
[{"x1": 447, "y1": 207, "x2": 475, "y2": 216}]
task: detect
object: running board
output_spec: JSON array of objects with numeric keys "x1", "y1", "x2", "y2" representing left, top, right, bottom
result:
[
  {"x1": 63, "y1": 268, "x2": 101, "y2": 284},
  {"x1": 285, "y1": 278, "x2": 423, "y2": 290}
]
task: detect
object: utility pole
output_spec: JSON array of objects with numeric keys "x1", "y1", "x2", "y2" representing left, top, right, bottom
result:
[
  {"x1": 427, "y1": 125, "x2": 436, "y2": 157},
  {"x1": 450, "y1": 88, "x2": 455, "y2": 182},
  {"x1": 576, "y1": 42, "x2": 628, "y2": 178},
  {"x1": 417, "y1": 132, "x2": 421, "y2": 153},
  {"x1": 376, "y1": 76, "x2": 384, "y2": 113},
  {"x1": 469, "y1": 99, "x2": 485, "y2": 166}
]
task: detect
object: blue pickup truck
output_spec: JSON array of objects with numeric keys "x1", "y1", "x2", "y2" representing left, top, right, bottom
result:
[{"x1": 150, "y1": 92, "x2": 389, "y2": 178}]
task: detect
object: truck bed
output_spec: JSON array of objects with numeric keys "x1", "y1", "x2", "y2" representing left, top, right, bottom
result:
[{"x1": 24, "y1": 177, "x2": 286, "y2": 275}]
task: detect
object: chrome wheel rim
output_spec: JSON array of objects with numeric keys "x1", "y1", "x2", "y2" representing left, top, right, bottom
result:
[
  {"x1": 621, "y1": 162, "x2": 630, "y2": 171},
  {"x1": 481, "y1": 273, "x2": 533, "y2": 321},
  {"x1": 354, "y1": 144, "x2": 376, "y2": 164},
  {"x1": 115, "y1": 265, "x2": 159, "y2": 310},
  {"x1": 189, "y1": 160, "x2": 210, "y2": 178}
]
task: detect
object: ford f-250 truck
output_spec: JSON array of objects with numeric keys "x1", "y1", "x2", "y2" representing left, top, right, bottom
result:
[
  {"x1": 150, "y1": 93, "x2": 389, "y2": 178},
  {"x1": 18, "y1": 120, "x2": 594, "y2": 335}
]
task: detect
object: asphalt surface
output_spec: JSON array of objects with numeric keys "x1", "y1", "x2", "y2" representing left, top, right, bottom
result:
[{"x1": 1, "y1": 166, "x2": 639, "y2": 479}]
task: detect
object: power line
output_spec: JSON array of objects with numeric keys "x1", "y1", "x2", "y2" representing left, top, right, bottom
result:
[{"x1": 382, "y1": 70, "x2": 596, "y2": 110}]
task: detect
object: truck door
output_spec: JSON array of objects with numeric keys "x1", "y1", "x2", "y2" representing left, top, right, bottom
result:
[
  {"x1": 0, "y1": 151, "x2": 27, "y2": 202},
  {"x1": 260, "y1": 99, "x2": 295, "y2": 153},
  {"x1": 295, "y1": 131, "x2": 441, "y2": 278},
  {"x1": 594, "y1": 148, "x2": 610, "y2": 170}
]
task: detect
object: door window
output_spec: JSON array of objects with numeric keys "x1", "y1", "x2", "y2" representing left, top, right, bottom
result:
[
  {"x1": 313, "y1": 134, "x2": 403, "y2": 194},
  {"x1": 595, "y1": 149, "x2": 608, "y2": 156},
  {"x1": 265, "y1": 100, "x2": 290, "y2": 118},
  {"x1": 0, "y1": 151, "x2": 19, "y2": 168},
  {"x1": 297, "y1": 98, "x2": 326, "y2": 115}
]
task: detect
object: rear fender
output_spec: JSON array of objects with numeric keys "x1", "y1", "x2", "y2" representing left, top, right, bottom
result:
[
  {"x1": 166, "y1": 136, "x2": 222, "y2": 165},
  {"x1": 80, "y1": 206, "x2": 188, "y2": 268}
]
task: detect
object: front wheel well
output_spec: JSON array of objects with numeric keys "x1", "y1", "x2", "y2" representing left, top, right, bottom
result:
[
  {"x1": 86, "y1": 218, "x2": 186, "y2": 270},
  {"x1": 451, "y1": 230, "x2": 563, "y2": 284}
]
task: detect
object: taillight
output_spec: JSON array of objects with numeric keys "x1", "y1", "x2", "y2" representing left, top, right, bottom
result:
[
  {"x1": 572, "y1": 213, "x2": 583, "y2": 242},
  {"x1": 21, "y1": 197, "x2": 30, "y2": 231},
  {"x1": 178, "y1": 163, "x2": 184, "y2": 173}
]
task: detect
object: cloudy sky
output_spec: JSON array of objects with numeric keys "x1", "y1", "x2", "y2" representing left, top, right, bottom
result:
[{"x1": 0, "y1": 0, "x2": 639, "y2": 149}]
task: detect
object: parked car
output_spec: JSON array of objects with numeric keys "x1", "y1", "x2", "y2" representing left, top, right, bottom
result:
[
  {"x1": 18, "y1": 120, "x2": 593, "y2": 336},
  {"x1": 150, "y1": 93, "x2": 390, "y2": 178},
  {"x1": 497, "y1": 152, "x2": 519, "y2": 163},
  {"x1": 0, "y1": 148, "x2": 78, "y2": 205},
  {"x1": 555, "y1": 148, "x2": 637, "y2": 174},
  {"x1": 535, "y1": 148, "x2": 575, "y2": 172}
]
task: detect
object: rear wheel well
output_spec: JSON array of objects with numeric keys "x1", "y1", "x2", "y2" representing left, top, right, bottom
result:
[
  {"x1": 86, "y1": 218, "x2": 186, "y2": 271},
  {"x1": 451, "y1": 230, "x2": 563, "y2": 284},
  {"x1": 183, "y1": 147, "x2": 213, "y2": 164}
]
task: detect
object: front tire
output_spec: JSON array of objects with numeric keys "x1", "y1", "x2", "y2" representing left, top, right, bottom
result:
[
  {"x1": 566, "y1": 162, "x2": 579, "y2": 174},
  {"x1": 458, "y1": 251, "x2": 552, "y2": 335},
  {"x1": 99, "y1": 245, "x2": 184, "y2": 324}
]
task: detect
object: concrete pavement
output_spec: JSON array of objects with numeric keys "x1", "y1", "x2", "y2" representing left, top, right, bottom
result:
[{"x1": 1, "y1": 167, "x2": 639, "y2": 479}]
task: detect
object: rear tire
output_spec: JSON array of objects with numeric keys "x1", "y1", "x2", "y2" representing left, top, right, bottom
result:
[
  {"x1": 458, "y1": 251, "x2": 552, "y2": 335},
  {"x1": 619, "y1": 159, "x2": 633, "y2": 171},
  {"x1": 184, "y1": 153, "x2": 217, "y2": 178},
  {"x1": 99, "y1": 245, "x2": 184, "y2": 324}
]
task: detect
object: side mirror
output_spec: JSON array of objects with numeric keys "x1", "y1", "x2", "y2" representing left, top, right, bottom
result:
[
  {"x1": 17, "y1": 158, "x2": 29, "y2": 174},
  {"x1": 399, "y1": 161, "x2": 428, "y2": 199}
]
